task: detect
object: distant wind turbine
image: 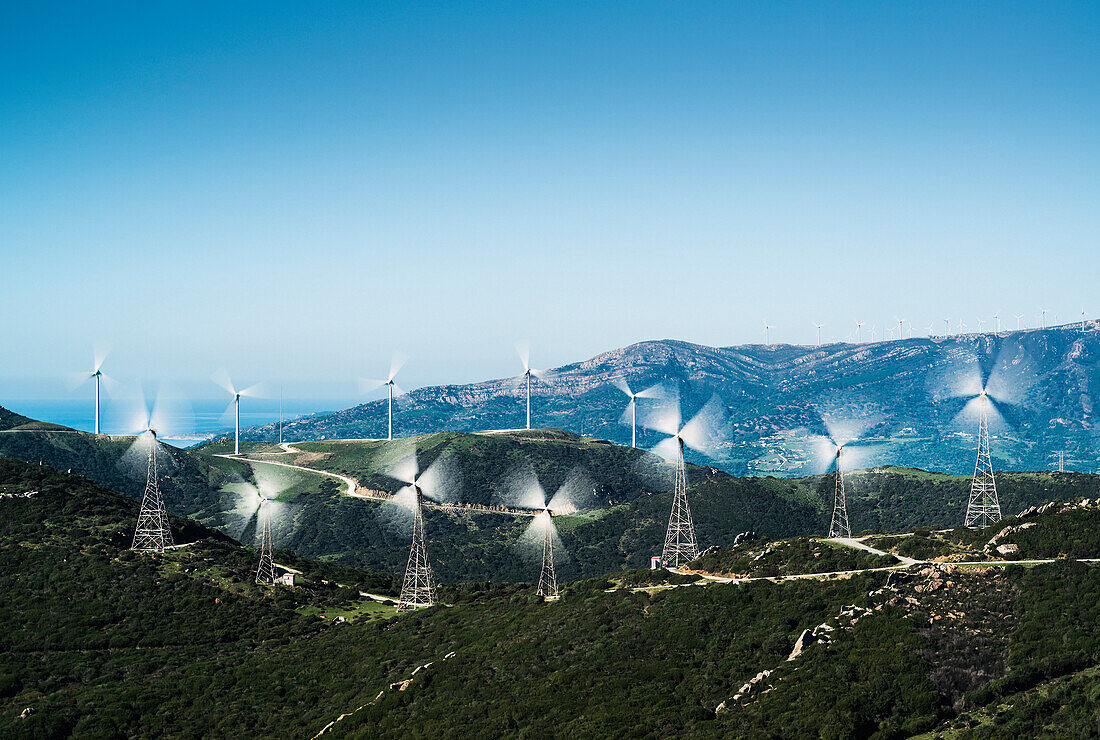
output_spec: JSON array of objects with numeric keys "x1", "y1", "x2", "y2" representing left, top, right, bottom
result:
[
  {"x1": 613, "y1": 379, "x2": 661, "y2": 448},
  {"x1": 515, "y1": 341, "x2": 547, "y2": 430},
  {"x1": 855, "y1": 321, "x2": 863, "y2": 343},
  {"x1": 1014, "y1": 314, "x2": 1024, "y2": 330},
  {"x1": 993, "y1": 312, "x2": 1001, "y2": 333},
  {"x1": 813, "y1": 322, "x2": 824, "y2": 346},
  {"x1": 763, "y1": 321, "x2": 771, "y2": 345},
  {"x1": 361, "y1": 352, "x2": 408, "y2": 441},
  {"x1": 69, "y1": 346, "x2": 118, "y2": 434},
  {"x1": 212, "y1": 371, "x2": 263, "y2": 455}
]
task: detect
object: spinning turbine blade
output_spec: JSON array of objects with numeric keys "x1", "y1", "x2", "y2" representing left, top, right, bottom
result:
[
  {"x1": 515, "y1": 340, "x2": 531, "y2": 372},
  {"x1": 388, "y1": 351, "x2": 408, "y2": 382}
]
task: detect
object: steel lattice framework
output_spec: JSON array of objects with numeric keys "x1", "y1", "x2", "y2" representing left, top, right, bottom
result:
[
  {"x1": 662, "y1": 438, "x2": 699, "y2": 567},
  {"x1": 398, "y1": 486, "x2": 436, "y2": 611},
  {"x1": 255, "y1": 502, "x2": 276, "y2": 585},
  {"x1": 537, "y1": 513, "x2": 558, "y2": 598},
  {"x1": 132, "y1": 433, "x2": 174, "y2": 552},
  {"x1": 828, "y1": 449, "x2": 851, "y2": 538},
  {"x1": 965, "y1": 398, "x2": 1002, "y2": 528}
]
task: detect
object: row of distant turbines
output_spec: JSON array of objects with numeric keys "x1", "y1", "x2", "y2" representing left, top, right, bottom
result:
[
  {"x1": 767, "y1": 310, "x2": 1092, "y2": 346},
  {"x1": 102, "y1": 341, "x2": 1014, "y2": 611}
]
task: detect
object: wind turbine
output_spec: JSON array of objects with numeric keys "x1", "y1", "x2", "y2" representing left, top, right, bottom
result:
[
  {"x1": 868, "y1": 324, "x2": 877, "y2": 342},
  {"x1": 813, "y1": 322, "x2": 824, "y2": 346},
  {"x1": 942, "y1": 350, "x2": 1033, "y2": 528},
  {"x1": 511, "y1": 469, "x2": 591, "y2": 599},
  {"x1": 69, "y1": 347, "x2": 118, "y2": 434},
  {"x1": 613, "y1": 378, "x2": 661, "y2": 448},
  {"x1": 1081, "y1": 308, "x2": 1089, "y2": 333},
  {"x1": 943, "y1": 317, "x2": 951, "y2": 336},
  {"x1": 362, "y1": 352, "x2": 407, "y2": 441},
  {"x1": 763, "y1": 321, "x2": 772, "y2": 345},
  {"x1": 385, "y1": 445, "x2": 458, "y2": 611},
  {"x1": 125, "y1": 384, "x2": 190, "y2": 553},
  {"x1": 1014, "y1": 314, "x2": 1024, "y2": 330},
  {"x1": 515, "y1": 341, "x2": 547, "y2": 430},
  {"x1": 993, "y1": 312, "x2": 1001, "y2": 333},
  {"x1": 1040, "y1": 308, "x2": 1048, "y2": 329},
  {"x1": 212, "y1": 371, "x2": 263, "y2": 455},
  {"x1": 976, "y1": 317, "x2": 986, "y2": 333},
  {"x1": 894, "y1": 317, "x2": 905, "y2": 341},
  {"x1": 855, "y1": 321, "x2": 863, "y2": 343},
  {"x1": 645, "y1": 393, "x2": 729, "y2": 567}
]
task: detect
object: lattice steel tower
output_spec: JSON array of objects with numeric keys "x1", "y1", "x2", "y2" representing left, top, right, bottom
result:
[
  {"x1": 828, "y1": 448, "x2": 851, "y2": 538},
  {"x1": 255, "y1": 500, "x2": 276, "y2": 585},
  {"x1": 397, "y1": 485, "x2": 436, "y2": 611},
  {"x1": 964, "y1": 394, "x2": 1001, "y2": 528},
  {"x1": 537, "y1": 512, "x2": 559, "y2": 598},
  {"x1": 132, "y1": 431, "x2": 174, "y2": 552},
  {"x1": 662, "y1": 438, "x2": 699, "y2": 566}
]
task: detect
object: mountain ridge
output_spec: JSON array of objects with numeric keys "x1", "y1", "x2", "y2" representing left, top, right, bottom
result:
[{"x1": 241, "y1": 325, "x2": 1100, "y2": 475}]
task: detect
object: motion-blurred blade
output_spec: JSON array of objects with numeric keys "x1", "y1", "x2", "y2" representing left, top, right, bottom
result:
[
  {"x1": 515, "y1": 340, "x2": 531, "y2": 372},
  {"x1": 679, "y1": 394, "x2": 729, "y2": 454},
  {"x1": 388, "y1": 351, "x2": 408, "y2": 382},
  {"x1": 642, "y1": 388, "x2": 681, "y2": 438},
  {"x1": 211, "y1": 369, "x2": 237, "y2": 397},
  {"x1": 612, "y1": 377, "x2": 633, "y2": 398}
]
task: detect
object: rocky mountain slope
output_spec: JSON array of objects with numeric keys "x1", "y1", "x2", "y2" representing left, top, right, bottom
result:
[{"x1": 241, "y1": 324, "x2": 1100, "y2": 475}]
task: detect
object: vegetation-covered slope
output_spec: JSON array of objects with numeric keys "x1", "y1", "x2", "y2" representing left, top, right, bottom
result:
[{"x1": 5, "y1": 456, "x2": 1100, "y2": 738}]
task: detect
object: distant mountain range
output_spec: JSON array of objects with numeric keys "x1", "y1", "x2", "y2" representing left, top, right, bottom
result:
[{"x1": 242, "y1": 324, "x2": 1100, "y2": 475}]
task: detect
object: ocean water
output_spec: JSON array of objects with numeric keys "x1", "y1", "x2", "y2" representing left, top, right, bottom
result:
[{"x1": 3, "y1": 397, "x2": 359, "y2": 448}]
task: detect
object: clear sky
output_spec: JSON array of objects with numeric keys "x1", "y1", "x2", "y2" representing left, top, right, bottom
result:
[{"x1": 2, "y1": 1, "x2": 1098, "y2": 400}]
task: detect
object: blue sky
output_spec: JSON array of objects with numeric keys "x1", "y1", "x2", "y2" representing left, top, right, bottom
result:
[{"x1": 2, "y1": 1, "x2": 1098, "y2": 400}]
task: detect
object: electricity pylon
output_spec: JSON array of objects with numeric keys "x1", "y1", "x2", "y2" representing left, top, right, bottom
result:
[
  {"x1": 397, "y1": 485, "x2": 436, "y2": 611},
  {"x1": 255, "y1": 500, "x2": 276, "y2": 585},
  {"x1": 662, "y1": 438, "x2": 699, "y2": 566},
  {"x1": 828, "y1": 448, "x2": 851, "y2": 538},
  {"x1": 964, "y1": 395, "x2": 1001, "y2": 528},
  {"x1": 132, "y1": 432, "x2": 174, "y2": 552},
  {"x1": 537, "y1": 512, "x2": 558, "y2": 598}
]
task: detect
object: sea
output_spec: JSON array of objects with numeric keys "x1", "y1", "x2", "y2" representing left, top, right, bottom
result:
[{"x1": 3, "y1": 397, "x2": 360, "y2": 448}]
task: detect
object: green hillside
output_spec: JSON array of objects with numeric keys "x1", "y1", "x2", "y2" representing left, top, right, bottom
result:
[
  {"x1": 5, "y1": 408, "x2": 1100, "y2": 585},
  {"x1": 4, "y1": 456, "x2": 1100, "y2": 738}
]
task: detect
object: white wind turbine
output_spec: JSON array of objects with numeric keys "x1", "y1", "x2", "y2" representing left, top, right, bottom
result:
[
  {"x1": 69, "y1": 346, "x2": 119, "y2": 434},
  {"x1": 362, "y1": 352, "x2": 408, "y2": 441},
  {"x1": 976, "y1": 317, "x2": 986, "y2": 333},
  {"x1": 212, "y1": 370, "x2": 263, "y2": 455},
  {"x1": 855, "y1": 321, "x2": 864, "y2": 343},
  {"x1": 1014, "y1": 314, "x2": 1024, "y2": 330},
  {"x1": 894, "y1": 316, "x2": 906, "y2": 341},
  {"x1": 813, "y1": 322, "x2": 825, "y2": 346},
  {"x1": 993, "y1": 312, "x2": 1001, "y2": 333},
  {"x1": 868, "y1": 324, "x2": 878, "y2": 342},
  {"x1": 943, "y1": 317, "x2": 951, "y2": 336},
  {"x1": 515, "y1": 341, "x2": 547, "y2": 430},
  {"x1": 613, "y1": 378, "x2": 662, "y2": 448}
]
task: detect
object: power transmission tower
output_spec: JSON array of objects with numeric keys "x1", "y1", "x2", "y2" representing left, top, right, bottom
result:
[
  {"x1": 255, "y1": 501, "x2": 276, "y2": 585},
  {"x1": 132, "y1": 432, "x2": 174, "y2": 552},
  {"x1": 537, "y1": 514, "x2": 558, "y2": 598},
  {"x1": 662, "y1": 438, "x2": 699, "y2": 566},
  {"x1": 398, "y1": 486, "x2": 436, "y2": 611},
  {"x1": 964, "y1": 398, "x2": 1001, "y2": 527},
  {"x1": 828, "y1": 449, "x2": 851, "y2": 538}
]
